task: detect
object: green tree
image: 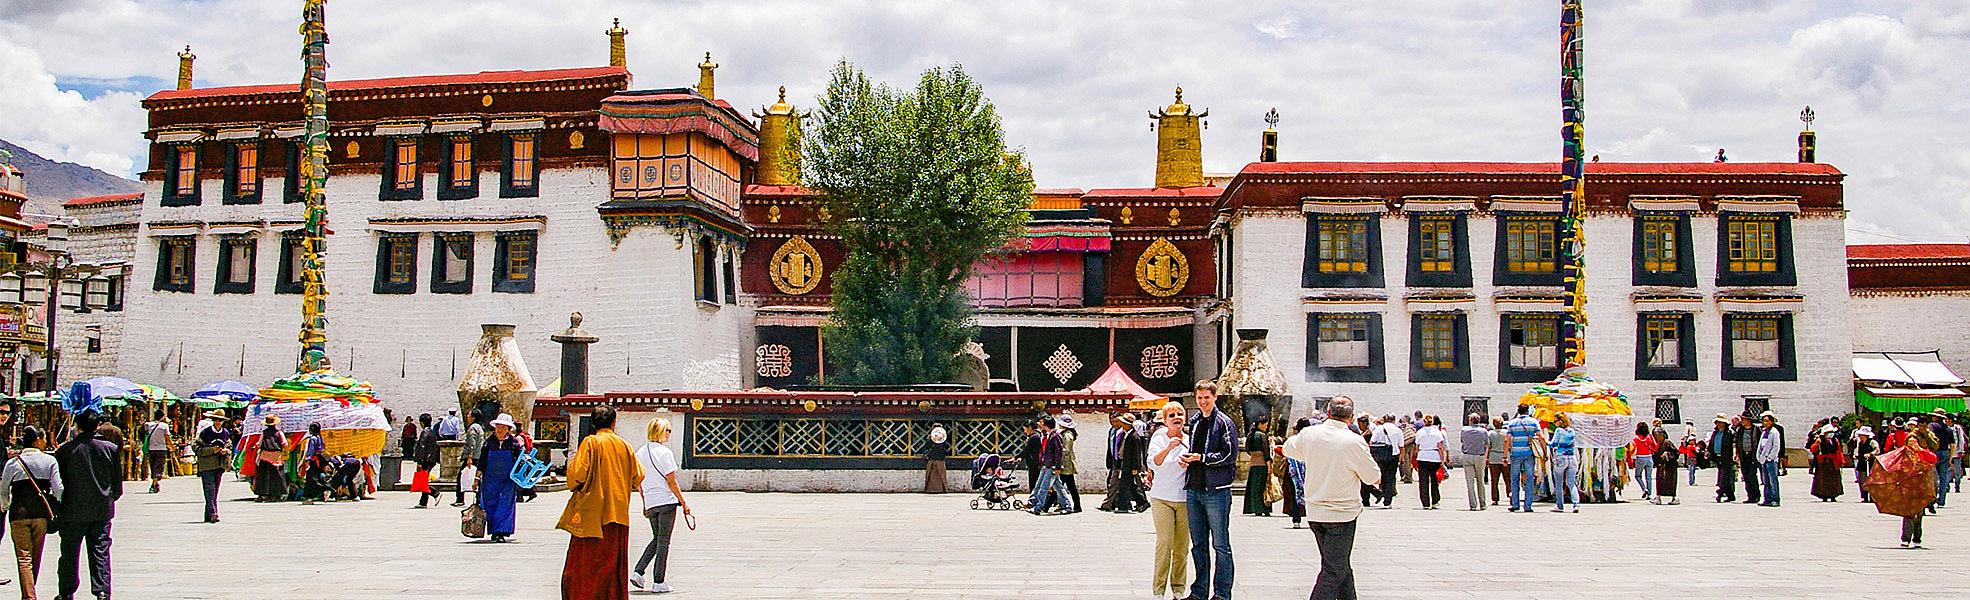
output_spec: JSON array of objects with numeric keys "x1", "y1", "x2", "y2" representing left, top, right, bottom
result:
[{"x1": 805, "y1": 61, "x2": 1033, "y2": 385}]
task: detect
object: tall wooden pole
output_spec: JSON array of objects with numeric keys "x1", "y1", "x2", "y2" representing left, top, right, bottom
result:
[
  {"x1": 297, "y1": 0, "x2": 331, "y2": 371},
  {"x1": 1559, "y1": 0, "x2": 1588, "y2": 367}
]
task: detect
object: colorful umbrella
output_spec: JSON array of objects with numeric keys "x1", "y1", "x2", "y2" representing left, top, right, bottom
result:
[
  {"x1": 63, "y1": 377, "x2": 142, "y2": 415},
  {"x1": 193, "y1": 380, "x2": 256, "y2": 409}
]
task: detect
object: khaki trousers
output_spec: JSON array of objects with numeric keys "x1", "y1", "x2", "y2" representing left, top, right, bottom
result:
[
  {"x1": 12, "y1": 518, "x2": 48, "y2": 600},
  {"x1": 1149, "y1": 498, "x2": 1189, "y2": 596}
]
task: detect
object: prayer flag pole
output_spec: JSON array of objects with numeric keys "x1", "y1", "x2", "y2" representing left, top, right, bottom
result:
[
  {"x1": 1559, "y1": 0, "x2": 1588, "y2": 367},
  {"x1": 297, "y1": 0, "x2": 332, "y2": 372}
]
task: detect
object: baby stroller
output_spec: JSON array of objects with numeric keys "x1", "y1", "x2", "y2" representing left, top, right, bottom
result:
[{"x1": 969, "y1": 454, "x2": 1027, "y2": 511}]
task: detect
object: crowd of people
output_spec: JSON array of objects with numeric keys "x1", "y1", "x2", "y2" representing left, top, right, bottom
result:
[{"x1": 0, "y1": 402, "x2": 127, "y2": 600}]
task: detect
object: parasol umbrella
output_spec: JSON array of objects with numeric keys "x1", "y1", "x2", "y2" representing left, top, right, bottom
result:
[
  {"x1": 62, "y1": 376, "x2": 142, "y2": 415},
  {"x1": 193, "y1": 380, "x2": 257, "y2": 408}
]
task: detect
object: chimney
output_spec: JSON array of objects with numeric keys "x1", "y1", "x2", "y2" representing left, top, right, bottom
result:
[
  {"x1": 175, "y1": 45, "x2": 195, "y2": 90},
  {"x1": 1259, "y1": 108, "x2": 1279, "y2": 163},
  {"x1": 754, "y1": 86, "x2": 802, "y2": 186},
  {"x1": 606, "y1": 18, "x2": 628, "y2": 69},
  {"x1": 1149, "y1": 87, "x2": 1207, "y2": 188},
  {"x1": 697, "y1": 52, "x2": 718, "y2": 100},
  {"x1": 1797, "y1": 106, "x2": 1816, "y2": 163}
]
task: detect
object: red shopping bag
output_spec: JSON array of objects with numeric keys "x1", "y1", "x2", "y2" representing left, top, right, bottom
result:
[
  {"x1": 410, "y1": 469, "x2": 432, "y2": 494},
  {"x1": 1435, "y1": 465, "x2": 1448, "y2": 482}
]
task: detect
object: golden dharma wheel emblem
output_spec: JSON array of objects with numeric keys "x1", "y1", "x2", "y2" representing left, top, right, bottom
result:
[
  {"x1": 568, "y1": 130, "x2": 585, "y2": 149},
  {"x1": 481, "y1": 94, "x2": 494, "y2": 107},
  {"x1": 802, "y1": 400, "x2": 818, "y2": 413},
  {"x1": 1119, "y1": 206, "x2": 1134, "y2": 224},
  {"x1": 1135, "y1": 237, "x2": 1189, "y2": 297},
  {"x1": 689, "y1": 398, "x2": 705, "y2": 411},
  {"x1": 770, "y1": 236, "x2": 823, "y2": 295},
  {"x1": 344, "y1": 141, "x2": 360, "y2": 158}
]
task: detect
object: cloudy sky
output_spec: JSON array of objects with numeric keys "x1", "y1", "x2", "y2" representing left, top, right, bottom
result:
[{"x1": 3, "y1": 0, "x2": 1966, "y2": 243}]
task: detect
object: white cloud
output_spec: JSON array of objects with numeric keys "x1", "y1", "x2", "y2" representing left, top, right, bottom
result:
[{"x1": 1, "y1": 0, "x2": 1967, "y2": 240}]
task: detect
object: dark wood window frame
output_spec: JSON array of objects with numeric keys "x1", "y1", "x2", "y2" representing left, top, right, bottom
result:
[
  {"x1": 500, "y1": 134, "x2": 539, "y2": 198},
  {"x1": 222, "y1": 143, "x2": 262, "y2": 205},
  {"x1": 695, "y1": 237, "x2": 718, "y2": 303},
  {"x1": 1717, "y1": 212, "x2": 1796, "y2": 287},
  {"x1": 438, "y1": 135, "x2": 479, "y2": 200},
  {"x1": 1498, "y1": 313, "x2": 1564, "y2": 383},
  {"x1": 1406, "y1": 212, "x2": 1471, "y2": 287},
  {"x1": 153, "y1": 237, "x2": 196, "y2": 292},
  {"x1": 1635, "y1": 312, "x2": 1698, "y2": 380},
  {"x1": 431, "y1": 232, "x2": 475, "y2": 294},
  {"x1": 1302, "y1": 213, "x2": 1383, "y2": 288},
  {"x1": 373, "y1": 234, "x2": 418, "y2": 294},
  {"x1": 275, "y1": 232, "x2": 305, "y2": 294},
  {"x1": 213, "y1": 235, "x2": 257, "y2": 294},
  {"x1": 1305, "y1": 312, "x2": 1385, "y2": 383},
  {"x1": 163, "y1": 144, "x2": 202, "y2": 206},
  {"x1": 1493, "y1": 213, "x2": 1564, "y2": 286},
  {"x1": 283, "y1": 141, "x2": 305, "y2": 204},
  {"x1": 1632, "y1": 212, "x2": 1695, "y2": 287},
  {"x1": 1409, "y1": 312, "x2": 1471, "y2": 383},
  {"x1": 1722, "y1": 312, "x2": 1796, "y2": 381},
  {"x1": 379, "y1": 137, "x2": 423, "y2": 201},
  {"x1": 721, "y1": 245, "x2": 738, "y2": 304},
  {"x1": 493, "y1": 231, "x2": 537, "y2": 294}
]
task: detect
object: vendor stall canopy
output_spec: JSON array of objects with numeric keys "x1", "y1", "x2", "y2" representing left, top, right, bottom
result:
[{"x1": 1852, "y1": 351, "x2": 1968, "y2": 414}]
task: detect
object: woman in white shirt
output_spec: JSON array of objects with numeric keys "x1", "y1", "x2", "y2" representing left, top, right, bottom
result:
[
  {"x1": 1412, "y1": 414, "x2": 1450, "y2": 509},
  {"x1": 1145, "y1": 401, "x2": 1191, "y2": 600},
  {"x1": 632, "y1": 419, "x2": 691, "y2": 594}
]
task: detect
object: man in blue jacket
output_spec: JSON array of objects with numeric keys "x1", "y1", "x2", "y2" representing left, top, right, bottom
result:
[{"x1": 1182, "y1": 379, "x2": 1240, "y2": 600}]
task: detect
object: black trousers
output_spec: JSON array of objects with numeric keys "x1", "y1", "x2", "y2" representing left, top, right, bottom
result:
[
  {"x1": 1114, "y1": 469, "x2": 1147, "y2": 511},
  {"x1": 1026, "y1": 467, "x2": 1039, "y2": 492},
  {"x1": 1100, "y1": 470, "x2": 1122, "y2": 511},
  {"x1": 1739, "y1": 455, "x2": 1762, "y2": 500},
  {"x1": 1716, "y1": 458, "x2": 1737, "y2": 500},
  {"x1": 1416, "y1": 460, "x2": 1442, "y2": 507},
  {"x1": 1370, "y1": 445, "x2": 1398, "y2": 506},
  {"x1": 56, "y1": 519, "x2": 111, "y2": 600},
  {"x1": 1062, "y1": 474, "x2": 1081, "y2": 512},
  {"x1": 1310, "y1": 519, "x2": 1358, "y2": 600},
  {"x1": 200, "y1": 469, "x2": 223, "y2": 521},
  {"x1": 1902, "y1": 515, "x2": 1923, "y2": 544}
]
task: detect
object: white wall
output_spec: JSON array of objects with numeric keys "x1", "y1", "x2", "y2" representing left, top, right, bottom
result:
[{"x1": 1850, "y1": 292, "x2": 1970, "y2": 377}]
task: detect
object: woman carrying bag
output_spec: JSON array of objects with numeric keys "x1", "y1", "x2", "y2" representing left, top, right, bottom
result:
[
  {"x1": 3, "y1": 426, "x2": 61, "y2": 599},
  {"x1": 632, "y1": 419, "x2": 691, "y2": 594},
  {"x1": 253, "y1": 416, "x2": 289, "y2": 502}
]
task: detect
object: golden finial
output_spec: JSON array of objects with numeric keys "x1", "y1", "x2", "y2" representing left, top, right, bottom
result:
[
  {"x1": 765, "y1": 85, "x2": 794, "y2": 115},
  {"x1": 697, "y1": 51, "x2": 718, "y2": 99},
  {"x1": 755, "y1": 84, "x2": 801, "y2": 185},
  {"x1": 607, "y1": 19, "x2": 629, "y2": 68},
  {"x1": 175, "y1": 44, "x2": 195, "y2": 90}
]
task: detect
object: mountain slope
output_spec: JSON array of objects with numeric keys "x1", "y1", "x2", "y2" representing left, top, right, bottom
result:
[{"x1": 0, "y1": 138, "x2": 143, "y2": 219}]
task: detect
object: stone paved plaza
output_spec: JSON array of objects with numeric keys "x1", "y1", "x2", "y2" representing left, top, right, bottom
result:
[{"x1": 88, "y1": 469, "x2": 1965, "y2": 599}]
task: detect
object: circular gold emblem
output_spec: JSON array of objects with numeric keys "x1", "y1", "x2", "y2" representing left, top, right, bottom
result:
[
  {"x1": 689, "y1": 398, "x2": 705, "y2": 411},
  {"x1": 770, "y1": 236, "x2": 823, "y2": 295},
  {"x1": 802, "y1": 400, "x2": 818, "y2": 413},
  {"x1": 568, "y1": 130, "x2": 585, "y2": 149},
  {"x1": 343, "y1": 141, "x2": 360, "y2": 158},
  {"x1": 1135, "y1": 237, "x2": 1189, "y2": 297},
  {"x1": 481, "y1": 94, "x2": 494, "y2": 107}
]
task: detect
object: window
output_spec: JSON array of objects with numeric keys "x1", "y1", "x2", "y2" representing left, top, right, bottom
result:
[
  {"x1": 380, "y1": 138, "x2": 421, "y2": 200},
  {"x1": 1654, "y1": 395, "x2": 1682, "y2": 424},
  {"x1": 1410, "y1": 312, "x2": 1469, "y2": 383},
  {"x1": 967, "y1": 253, "x2": 1085, "y2": 308},
  {"x1": 694, "y1": 237, "x2": 717, "y2": 303},
  {"x1": 721, "y1": 246, "x2": 738, "y2": 304},
  {"x1": 1407, "y1": 213, "x2": 1470, "y2": 287},
  {"x1": 105, "y1": 275, "x2": 125, "y2": 311},
  {"x1": 224, "y1": 144, "x2": 260, "y2": 204},
  {"x1": 214, "y1": 236, "x2": 257, "y2": 294},
  {"x1": 86, "y1": 327, "x2": 102, "y2": 354},
  {"x1": 1723, "y1": 313, "x2": 1795, "y2": 381},
  {"x1": 1632, "y1": 213, "x2": 1694, "y2": 286},
  {"x1": 275, "y1": 233, "x2": 305, "y2": 294},
  {"x1": 284, "y1": 142, "x2": 304, "y2": 203},
  {"x1": 431, "y1": 233, "x2": 473, "y2": 294},
  {"x1": 164, "y1": 145, "x2": 200, "y2": 206},
  {"x1": 494, "y1": 231, "x2": 536, "y2": 293},
  {"x1": 373, "y1": 234, "x2": 417, "y2": 294},
  {"x1": 1462, "y1": 396, "x2": 1492, "y2": 421},
  {"x1": 1718, "y1": 213, "x2": 1795, "y2": 286},
  {"x1": 439, "y1": 136, "x2": 477, "y2": 200},
  {"x1": 501, "y1": 134, "x2": 538, "y2": 198},
  {"x1": 1742, "y1": 395, "x2": 1771, "y2": 418},
  {"x1": 153, "y1": 238, "x2": 195, "y2": 292},
  {"x1": 1306, "y1": 313, "x2": 1384, "y2": 382},
  {"x1": 1500, "y1": 314, "x2": 1562, "y2": 383},
  {"x1": 1494, "y1": 215, "x2": 1563, "y2": 285},
  {"x1": 1635, "y1": 313, "x2": 1696, "y2": 380},
  {"x1": 1302, "y1": 214, "x2": 1382, "y2": 288}
]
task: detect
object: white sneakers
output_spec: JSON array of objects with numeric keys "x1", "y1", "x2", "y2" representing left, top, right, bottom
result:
[
  {"x1": 629, "y1": 573, "x2": 674, "y2": 594},
  {"x1": 650, "y1": 582, "x2": 675, "y2": 594}
]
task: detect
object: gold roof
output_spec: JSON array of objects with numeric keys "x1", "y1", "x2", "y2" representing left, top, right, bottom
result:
[
  {"x1": 1163, "y1": 87, "x2": 1191, "y2": 116},
  {"x1": 765, "y1": 86, "x2": 794, "y2": 116}
]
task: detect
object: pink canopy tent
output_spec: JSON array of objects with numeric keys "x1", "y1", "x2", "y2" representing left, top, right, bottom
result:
[{"x1": 1085, "y1": 362, "x2": 1167, "y2": 410}]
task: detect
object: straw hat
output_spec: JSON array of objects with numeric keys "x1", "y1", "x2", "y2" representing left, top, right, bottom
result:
[
  {"x1": 263, "y1": 414, "x2": 280, "y2": 426},
  {"x1": 1759, "y1": 411, "x2": 1775, "y2": 420},
  {"x1": 202, "y1": 410, "x2": 227, "y2": 421},
  {"x1": 1856, "y1": 426, "x2": 1874, "y2": 437},
  {"x1": 1713, "y1": 413, "x2": 1730, "y2": 424},
  {"x1": 490, "y1": 413, "x2": 516, "y2": 429}
]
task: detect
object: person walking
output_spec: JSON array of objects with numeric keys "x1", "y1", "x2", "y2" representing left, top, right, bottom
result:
[
  {"x1": 1018, "y1": 422, "x2": 1042, "y2": 493},
  {"x1": 399, "y1": 416, "x2": 419, "y2": 459},
  {"x1": 1397, "y1": 416, "x2": 1417, "y2": 485},
  {"x1": 1651, "y1": 429, "x2": 1680, "y2": 505},
  {"x1": 1548, "y1": 413, "x2": 1581, "y2": 513},
  {"x1": 140, "y1": 413, "x2": 171, "y2": 495},
  {"x1": 1809, "y1": 424, "x2": 1844, "y2": 502},
  {"x1": 455, "y1": 415, "x2": 485, "y2": 508},
  {"x1": 1412, "y1": 415, "x2": 1447, "y2": 510},
  {"x1": 51, "y1": 410, "x2": 122, "y2": 600},
  {"x1": 1927, "y1": 410, "x2": 1955, "y2": 509},
  {"x1": 5, "y1": 426, "x2": 60, "y2": 599},
  {"x1": 924, "y1": 422, "x2": 950, "y2": 494},
  {"x1": 435, "y1": 409, "x2": 463, "y2": 441},
  {"x1": 476, "y1": 414, "x2": 527, "y2": 543},
  {"x1": 252, "y1": 416, "x2": 288, "y2": 503},
  {"x1": 1735, "y1": 414, "x2": 1762, "y2": 505},
  {"x1": 1101, "y1": 414, "x2": 1129, "y2": 512},
  {"x1": 1057, "y1": 415, "x2": 1083, "y2": 514},
  {"x1": 1027, "y1": 416, "x2": 1074, "y2": 515},
  {"x1": 631, "y1": 418, "x2": 689, "y2": 593},
  {"x1": 1278, "y1": 418, "x2": 1311, "y2": 528},
  {"x1": 1629, "y1": 422, "x2": 1657, "y2": 501},
  {"x1": 193, "y1": 413, "x2": 235, "y2": 523},
  {"x1": 1458, "y1": 413, "x2": 1489, "y2": 511},
  {"x1": 1485, "y1": 416, "x2": 1507, "y2": 507},
  {"x1": 411, "y1": 414, "x2": 441, "y2": 509},
  {"x1": 1680, "y1": 432, "x2": 1700, "y2": 487},
  {"x1": 1145, "y1": 402, "x2": 1190, "y2": 600},
  {"x1": 1242, "y1": 419, "x2": 1272, "y2": 517},
  {"x1": 1281, "y1": 396, "x2": 1380, "y2": 600},
  {"x1": 1708, "y1": 414, "x2": 1738, "y2": 502},
  {"x1": 1504, "y1": 406, "x2": 1542, "y2": 512},
  {"x1": 1890, "y1": 423, "x2": 1939, "y2": 547},
  {"x1": 1949, "y1": 414, "x2": 1965, "y2": 494},
  {"x1": 1367, "y1": 415, "x2": 1400, "y2": 509},
  {"x1": 1182, "y1": 380, "x2": 1239, "y2": 600},
  {"x1": 1853, "y1": 427, "x2": 1879, "y2": 503},
  {"x1": 558, "y1": 405, "x2": 644, "y2": 600},
  {"x1": 1757, "y1": 413, "x2": 1784, "y2": 507}
]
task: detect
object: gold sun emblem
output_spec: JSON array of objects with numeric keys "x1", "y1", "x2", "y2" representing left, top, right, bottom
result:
[
  {"x1": 1135, "y1": 237, "x2": 1189, "y2": 297},
  {"x1": 770, "y1": 236, "x2": 823, "y2": 295}
]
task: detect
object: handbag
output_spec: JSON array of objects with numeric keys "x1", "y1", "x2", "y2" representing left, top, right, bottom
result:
[
  {"x1": 461, "y1": 505, "x2": 487, "y2": 539},
  {"x1": 1435, "y1": 465, "x2": 1449, "y2": 482},
  {"x1": 459, "y1": 465, "x2": 479, "y2": 493},
  {"x1": 10, "y1": 456, "x2": 58, "y2": 521},
  {"x1": 410, "y1": 469, "x2": 433, "y2": 494}
]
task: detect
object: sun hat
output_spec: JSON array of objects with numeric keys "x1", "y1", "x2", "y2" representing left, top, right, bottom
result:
[
  {"x1": 1057, "y1": 414, "x2": 1076, "y2": 430},
  {"x1": 490, "y1": 413, "x2": 516, "y2": 429},
  {"x1": 1713, "y1": 413, "x2": 1730, "y2": 424},
  {"x1": 263, "y1": 414, "x2": 280, "y2": 426},
  {"x1": 202, "y1": 410, "x2": 228, "y2": 421},
  {"x1": 1856, "y1": 426, "x2": 1874, "y2": 437}
]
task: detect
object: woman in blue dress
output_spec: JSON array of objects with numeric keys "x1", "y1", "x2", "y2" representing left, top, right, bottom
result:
[{"x1": 476, "y1": 413, "x2": 529, "y2": 543}]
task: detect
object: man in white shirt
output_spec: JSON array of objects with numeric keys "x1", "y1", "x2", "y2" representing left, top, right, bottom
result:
[
  {"x1": 1366, "y1": 415, "x2": 1401, "y2": 507},
  {"x1": 1283, "y1": 395, "x2": 1380, "y2": 600}
]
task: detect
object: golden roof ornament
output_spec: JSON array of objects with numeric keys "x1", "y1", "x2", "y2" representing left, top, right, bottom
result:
[
  {"x1": 607, "y1": 18, "x2": 629, "y2": 68},
  {"x1": 754, "y1": 85, "x2": 802, "y2": 185},
  {"x1": 175, "y1": 44, "x2": 195, "y2": 90},
  {"x1": 766, "y1": 86, "x2": 794, "y2": 115},
  {"x1": 1150, "y1": 86, "x2": 1207, "y2": 188},
  {"x1": 697, "y1": 51, "x2": 718, "y2": 100}
]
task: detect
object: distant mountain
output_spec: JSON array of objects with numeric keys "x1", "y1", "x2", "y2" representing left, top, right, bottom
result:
[{"x1": 0, "y1": 138, "x2": 143, "y2": 220}]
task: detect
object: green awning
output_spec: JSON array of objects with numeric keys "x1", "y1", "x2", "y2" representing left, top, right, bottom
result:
[{"x1": 1856, "y1": 388, "x2": 1968, "y2": 414}]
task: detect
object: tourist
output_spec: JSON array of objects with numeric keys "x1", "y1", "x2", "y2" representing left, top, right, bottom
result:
[
  {"x1": 411, "y1": 413, "x2": 441, "y2": 509},
  {"x1": 399, "y1": 415, "x2": 419, "y2": 458},
  {"x1": 1103, "y1": 413, "x2": 1147, "y2": 513},
  {"x1": 1145, "y1": 401, "x2": 1189, "y2": 600},
  {"x1": 1411, "y1": 414, "x2": 1447, "y2": 510},
  {"x1": 52, "y1": 410, "x2": 121, "y2": 600},
  {"x1": 1756, "y1": 412, "x2": 1783, "y2": 507},
  {"x1": 1057, "y1": 415, "x2": 1083, "y2": 513},
  {"x1": 1100, "y1": 414, "x2": 1127, "y2": 512},
  {"x1": 1810, "y1": 424, "x2": 1844, "y2": 502},
  {"x1": 477, "y1": 414, "x2": 527, "y2": 544},
  {"x1": 1928, "y1": 410, "x2": 1955, "y2": 509},
  {"x1": 1485, "y1": 415, "x2": 1507, "y2": 507},
  {"x1": 194, "y1": 413, "x2": 235, "y2": 523},
  {"x1": 1027, "y1": 416, "x2": 1072, "y2": 515},
  {"x1": 1458, "y1": 413, "x2": 1489, "y2": 511},
  {"x1": 5, "y1": 426, "x2": 59, "y2": 598},
  {"x1": 1367, "y1": 415, "x2": 1400, "y2": 508},
  {"x1": 1680, "y1": 431, "x2": 1700, "y2": 486},
  {"x1": 1397, "y1": 414, "x2": 1417, "y2": 485},
  {"x1": 457, "y1": 413, "x2": 486, "y2": 507},
  {"x1": 253, "y1": 415, "x2": 288, "y2": 503},
  {"x1": 1950, "y1": 414, "x2": 1965, "y2": 493},
  {"x1": 1896, "y1": 422, "x2": 1939, "y2": 546},
  {"x1": 559, "y1": 405, "x2": 644, "y2": 600},
  {"x1": 1629, "y1": 422, "x2": 1657, "y2": 501},
  {"x1": 436, "y1": 408, "x2": 463, "y2": 441},
  {"x1": 1280, "y1": 418, "x2": 1310, "y2": 527},
  {"x1": 1281, "y1": 395, "x2": 1380, "y2": 600},
  {"x1": 1735, "y1": 414, "x2": 1762, "y2": 504},
  {"x1": 1548, "y1": 413, "x2": 1580, "y2": 513},
  {"x1": 1182, "y1": 379, "x2": 1239, "y2": 600},
  {"x1": 631, "y1": 418, "x2": 689, "y2": 593},
  {"x1": 1019, "y1": 422, "x2": 1042, "y2": 492},
  {"x1": 1651, "y1": 429, "x2": 1679, "y2": 505},
  {"x1": 1853, "y1": 426, "x2": 1879, "y2": 503},
  {"x1": 141, "y1": 412, "x2": 171, "y2": 495},
  {"x1": 1708, "y1": 414, "x2": 1738, "y2": 502},
  {"x1": 299, "y1": 424, "x2": 333, "y2": 505},
  {"x1": 1242, "y1": 418, "x2": 1272, "y2": 517},
  {"x1": 1504, "y1": 406, "x2": 1541, "y2": 512},
  {"x1": 924, "y1": 422, "x2": 949, "y2": 494}
]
